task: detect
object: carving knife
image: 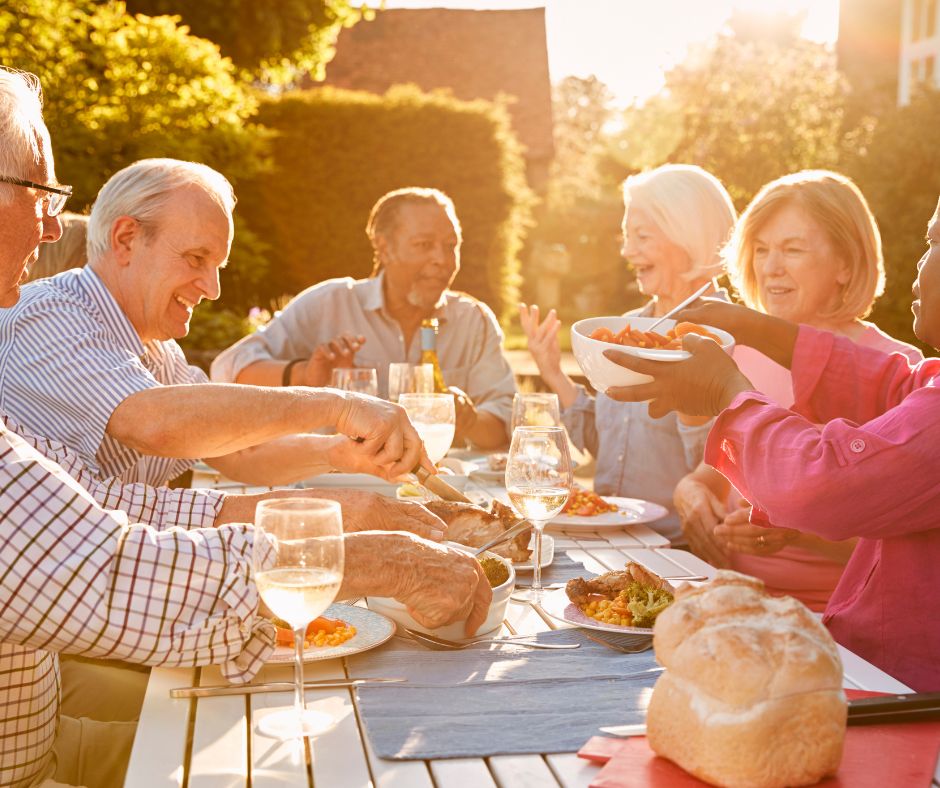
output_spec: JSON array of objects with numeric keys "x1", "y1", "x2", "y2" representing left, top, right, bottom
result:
[
  {"x1": 413, "y1": 465, "x2": 473, "y2": 504},
  {"x1": 170, "y1": 677, "x2": 405, "y2": 699}
]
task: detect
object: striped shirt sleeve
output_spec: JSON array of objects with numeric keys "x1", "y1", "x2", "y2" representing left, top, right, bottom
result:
[
  {"x1": 3, "y1": 298, "x2": 161, "y2": 473},
  {"x1": 0, "y1": 422, "x2": 274, "y2": 680}
]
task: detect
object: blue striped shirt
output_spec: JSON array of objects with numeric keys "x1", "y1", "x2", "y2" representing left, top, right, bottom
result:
[{"x1": 0, "y1": 266, "x2": 206, "y2": 485}]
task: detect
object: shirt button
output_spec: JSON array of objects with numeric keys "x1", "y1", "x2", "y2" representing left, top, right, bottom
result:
[
  {"x1": 617, "y1": 454, "x2": 624, "y2": 462},
  {"x1": 849, "y1": 439, "x2": 866, "y2": 454}
]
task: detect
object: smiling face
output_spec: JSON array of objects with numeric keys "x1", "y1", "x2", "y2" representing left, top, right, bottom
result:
[
  {"x1": 750, "y1": 203, "x2": 850, "y2": 326},
  {"x1": 0, "y1": 136, "x2": 63, "y2": 306},
  {"x1": 379, "y1": 202, "x2": 461, "y2": 311},
  {"x1": 912, "y1": 199, "x2": 940, "y2": 349},
  {"x1": 118, "y1": 185, "x2": 232, "y2": 343},
  {"x1": 621, "y1": 207, "x2": 694, "y2": 302}
]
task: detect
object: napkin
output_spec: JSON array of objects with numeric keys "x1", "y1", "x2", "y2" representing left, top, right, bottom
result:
[{"x1": 579, "y1": 691, "x2": 940, "y2": 788}]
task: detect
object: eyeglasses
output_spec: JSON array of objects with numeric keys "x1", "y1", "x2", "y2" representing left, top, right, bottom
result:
[{"x1": 0, "y1": 175, "x2": 72, "y2": 217}]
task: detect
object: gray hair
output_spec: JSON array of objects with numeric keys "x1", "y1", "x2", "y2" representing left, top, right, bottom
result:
[
  {"x1": 87, "y1": 158, "x2": 236, "y2": 263},
  {"x1": 0, "y1": 68, "x2": 47, "y2": 205},
  {"x1": 622, "y1": 164, "x2": 736, "y2": 280}
]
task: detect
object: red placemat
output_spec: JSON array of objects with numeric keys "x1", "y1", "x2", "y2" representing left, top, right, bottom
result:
[{"x1": 579, "y1": 691, "x2": 940, "y2": 788}]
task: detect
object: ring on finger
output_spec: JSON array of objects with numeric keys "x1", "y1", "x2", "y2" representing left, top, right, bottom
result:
[{"x1": 757, "y1": 534, "x2": 766, "y2": 547}]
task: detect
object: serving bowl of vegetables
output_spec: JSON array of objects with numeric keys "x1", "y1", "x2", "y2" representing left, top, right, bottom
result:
[{"x1": 570, "y1": 316, "x2": 734, "y2": 390}]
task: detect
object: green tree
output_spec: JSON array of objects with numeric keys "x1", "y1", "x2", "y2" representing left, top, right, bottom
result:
[
  {"x1": 846, "y1": 89, "x2": 940, "y2": 350},
  {"x1": 613, "y1": 14, "x2": 849, "y2": 208},
  {"x1": 1, "y1": 0, "x2": 272, "y2": 345},
  {"x1": 123, "y1": 0, "x2": 368, "y2": 84}
]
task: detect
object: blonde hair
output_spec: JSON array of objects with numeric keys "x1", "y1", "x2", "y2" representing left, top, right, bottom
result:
[
  {"x1": 366, "y1": 187, "x2": 462, "y2": 275},
  {"x1": 622, "y1": 164, "x2": 736, "y2": 280},
  {"x1": 27, "y1": 212, "x2": 88, "y2": 281},
  {"x1": 728, "y1": 170, "x2": 885, "y2": 322},
  {"x1": 87, "y1": 158, "x2": 235, "y2": 264}
]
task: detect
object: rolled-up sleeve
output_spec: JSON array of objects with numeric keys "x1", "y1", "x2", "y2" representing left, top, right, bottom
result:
[
  {"x1": 2, "y1": 301, "x2": 161, "y2": 473},
  {"x1": 705, "y1": 380, "x2": 940, "y2": 542},
  {"x1": 211, "y1": 285, "x2": 336, "y2": 383},
  {"x1": 0, "y1": 426, "x2": 274, "y2": 683}
]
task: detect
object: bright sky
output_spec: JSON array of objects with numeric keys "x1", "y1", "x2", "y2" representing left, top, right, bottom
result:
[{"x1": 370, "y1": 0, "x2": 840, "y2": 105}]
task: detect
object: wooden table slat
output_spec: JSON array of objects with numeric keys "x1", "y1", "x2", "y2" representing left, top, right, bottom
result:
[
  {"x1": 430, "y1": 757, "x2": 498, "y2": 787},
  {"x1": 124, "y1": 665, "x2": 194, "y2": 788},
  {"x1": 488, "y1": 754, "x2": 562, "y2": 787},
  {"x1": 189, "y1": 665, "x2": 250, "y2": 788},
  {"x1": 546, "y1": 752, "x2": 599, "y2": 788}
]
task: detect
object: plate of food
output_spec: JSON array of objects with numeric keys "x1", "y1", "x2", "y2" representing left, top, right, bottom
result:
[
  {"x1": 469, "y1": 452, "x2": 579, "y2": 484},
  {"x1": 547, "y1": 490, "x2": 667, "y2": 530},
  {"x1": 540, "y1": 563, "x2": 676, "y2": 635},
  {"x1": 267, "y1": 603, "x2": 396, "y2": 664}
]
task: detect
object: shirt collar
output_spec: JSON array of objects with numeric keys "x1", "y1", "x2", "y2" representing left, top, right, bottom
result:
[
  {"x1": 78, "y1": 266, "x2": 148, "y2": 357},
  {"x1": 358, "y1": 271, "x2": 451, "y2": 323}
]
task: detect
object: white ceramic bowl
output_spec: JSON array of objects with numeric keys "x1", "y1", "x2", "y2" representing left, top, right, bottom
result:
[
  {"x1": 365, "y1": 545, "x2": 515, "y2": 641},
  {"x1": 570, "y1": 316, "x2": 735, "y2": 390}
]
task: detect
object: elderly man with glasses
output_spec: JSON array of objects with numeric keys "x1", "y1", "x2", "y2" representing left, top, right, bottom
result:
[{"x1": 0, "y1": 68, "x2": 489, "y2": 788}]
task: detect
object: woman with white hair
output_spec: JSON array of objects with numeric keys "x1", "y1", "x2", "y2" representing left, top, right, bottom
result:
[
  {"x1": 673, "y1": 170, "x2": 921, "y2": 610},
  {"x1": 520, "y1": 164, "x2": 736, "y2": 542}
]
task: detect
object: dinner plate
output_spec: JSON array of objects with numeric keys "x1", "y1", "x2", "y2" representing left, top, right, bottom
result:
[
  {"x1": 512, "y1": 533, "x2": 554, "y2": 572},
  {"x1": 539, "y1": 587, "x2": 655, "y2": 636},
  {"x1": 468, "y1": 457, "x2": 580, "y2": 484},
  {"x1": 267, "y1": 603, "x2": 396, "y2": 665},
  {"x1": 547, "y1": 496, "x2": 668, "y2": 531}
]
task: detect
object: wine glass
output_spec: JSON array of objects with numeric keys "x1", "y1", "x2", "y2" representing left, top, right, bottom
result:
[
  {"x1": 505, "y1": 426, "x2": 572, "y2": 603},
  {"x1": 253, "y1": 498, "x2": 345, "y2": 740},
  {"x1": 330, "y1": 367, "x2": 379, "y2": 397},
  {"x1": 399, "y1": 392, "x2": 455, "y2": 465},
  {"x1": 511, "y1": 392, "x2": 561, "y2": 432},
  {"x1": 387, "y1": 363, "x2": 435, "y2": 402}
]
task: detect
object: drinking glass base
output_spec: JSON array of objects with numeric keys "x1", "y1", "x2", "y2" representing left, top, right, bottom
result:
[
  {"x1": 510, "y1": 586, "x2": 544, "y2": 604},
  {"x1": 256, "y1": 708, "x2": 336, "y2": 740}
]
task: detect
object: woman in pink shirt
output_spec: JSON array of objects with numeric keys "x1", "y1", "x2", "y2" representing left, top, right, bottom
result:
[
  {"x1": 602, "y1": 197, "x2": 940, "y2": 691},
  {"x1": 673, "y1": 171, "x2": 921, "y2": 611}
]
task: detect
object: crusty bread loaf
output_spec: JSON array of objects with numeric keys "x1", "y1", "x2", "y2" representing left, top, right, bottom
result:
[{"x1": 647, "y1": 571, "x2": 847, "y2": 787}]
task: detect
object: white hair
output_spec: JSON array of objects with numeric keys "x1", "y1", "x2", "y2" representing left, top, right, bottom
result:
[
  {"x1": 0, "y1": 68, "x2": 47, "y2": 205},
  {"x1": 622, "y1": 164, "x2": 736, "y2": 280},
  {"x1": 86, "y1": 158, "x2": 236, "y2": 263}
]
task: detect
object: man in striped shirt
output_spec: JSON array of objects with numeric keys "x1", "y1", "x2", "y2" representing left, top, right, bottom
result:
[
  {"x1": 0, "y1": 156, "x2": 432, "y2": 487},
  {"x1": 0, "y1": 68, "x2": 491, "y2": 788}
]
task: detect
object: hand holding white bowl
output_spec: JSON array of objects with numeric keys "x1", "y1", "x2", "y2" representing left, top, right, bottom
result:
[
  {"x1": 605, "y1": 333, "x2": 754, "y2": 419},
  {"x1": 570, "y1": 316, "x2": 736, "y2": 392}
]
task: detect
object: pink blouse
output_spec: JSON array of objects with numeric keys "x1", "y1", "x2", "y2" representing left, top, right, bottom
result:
[
  {"x1": 705, "y1": 326, "x2": 940, "y2": 691},
  {"x1": 728, "y1": 325, "x2": 922, "y2": 611}
]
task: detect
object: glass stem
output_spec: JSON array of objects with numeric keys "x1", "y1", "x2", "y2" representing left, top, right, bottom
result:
[
  {"x1": 532, "y1": 522, "x2": 545, "y2": 592},
  {"x1": 293, "y1": 626, "x2": 306, "y2": 721}
]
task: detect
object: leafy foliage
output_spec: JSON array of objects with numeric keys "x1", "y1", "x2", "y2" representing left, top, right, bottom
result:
[
  {"x1": 123, "y1": 0, "x2": 368, "y2": 84},
  {"x1": 845, "y1": 89, "x2": 940, "y2": 349},
  {"x1": 1, "y1": 0, "x2": 272, "y2": 341},
  {"x1": 237, "y1": 85, "x2": 534, "y2": 321},
  {"x1": 615, "y1": 33, "x2": 847, "y2": 208}
]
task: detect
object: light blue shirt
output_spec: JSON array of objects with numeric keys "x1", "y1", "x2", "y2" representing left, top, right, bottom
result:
[{"x1": 0, "y1": 267, "x2": 205, "y2": 484}]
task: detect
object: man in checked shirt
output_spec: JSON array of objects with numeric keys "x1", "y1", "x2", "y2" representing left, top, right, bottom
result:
[{"x1": 0, "y1": 68, "x2": 490, "y2": 788}]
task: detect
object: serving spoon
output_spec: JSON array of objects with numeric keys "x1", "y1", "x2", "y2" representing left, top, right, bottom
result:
[{"x1": 645, "y1": 280, "x2": 714, "y2": 333}]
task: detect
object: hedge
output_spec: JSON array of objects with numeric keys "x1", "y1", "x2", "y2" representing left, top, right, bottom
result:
[{"x1": 236, "y1": 84, "x2": 534, "y2": 321}]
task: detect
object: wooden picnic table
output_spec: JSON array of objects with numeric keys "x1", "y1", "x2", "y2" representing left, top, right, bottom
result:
[{"x1": 124, "y1": 474, "x2": 940, "y2": 788}]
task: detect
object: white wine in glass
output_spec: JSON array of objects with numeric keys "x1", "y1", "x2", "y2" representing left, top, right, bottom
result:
[
  {"x1": 253, "y1": 498, "x2": 345, "y2": 740},
  {"x1": 505, "y1": 426, "x2": 572, "y2": 602},
  {"x1": 399, "y1": 392, "x2": 456, "y2": 465}
]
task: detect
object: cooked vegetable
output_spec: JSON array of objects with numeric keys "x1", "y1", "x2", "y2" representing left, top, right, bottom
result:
[
  {"x1": 272, "y1": 615, "x2": 357, "y2": 648},
  {"x1": 589, "y1": 321, "x2": 722, "y2": 350},
  {"x1": 478, "y1": 556, "x2": 510, "y2": 588},
  {"x1": 563, "y1": 486, "x2": 618, "y2": 517}
]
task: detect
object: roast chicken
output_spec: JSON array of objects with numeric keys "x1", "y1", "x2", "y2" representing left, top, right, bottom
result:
[{"x1": 425, "y1": 499, "x2": 532, "y2": 563}]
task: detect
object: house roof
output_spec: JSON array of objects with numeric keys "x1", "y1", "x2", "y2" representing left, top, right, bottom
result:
[{"x1": 321, "y1": 7, "x2": 555, "y2": 161}]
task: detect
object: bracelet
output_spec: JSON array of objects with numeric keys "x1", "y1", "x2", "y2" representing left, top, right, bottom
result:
[{"x1": 281, "y1": 358, "x2": 306, "y2": 387}]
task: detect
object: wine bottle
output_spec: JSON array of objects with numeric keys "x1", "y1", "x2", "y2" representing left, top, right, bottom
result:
[{"x1": 420, "y1": 318, "x2": 448, "y2": 393}]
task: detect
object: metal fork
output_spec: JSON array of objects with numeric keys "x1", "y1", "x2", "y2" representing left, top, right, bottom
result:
[
  {"x1": 403, "y1": 628, "x2": 580, "y2": 650},
  {"x1": 583, "y1": 632, "x2": 653, "y2": 654}
]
